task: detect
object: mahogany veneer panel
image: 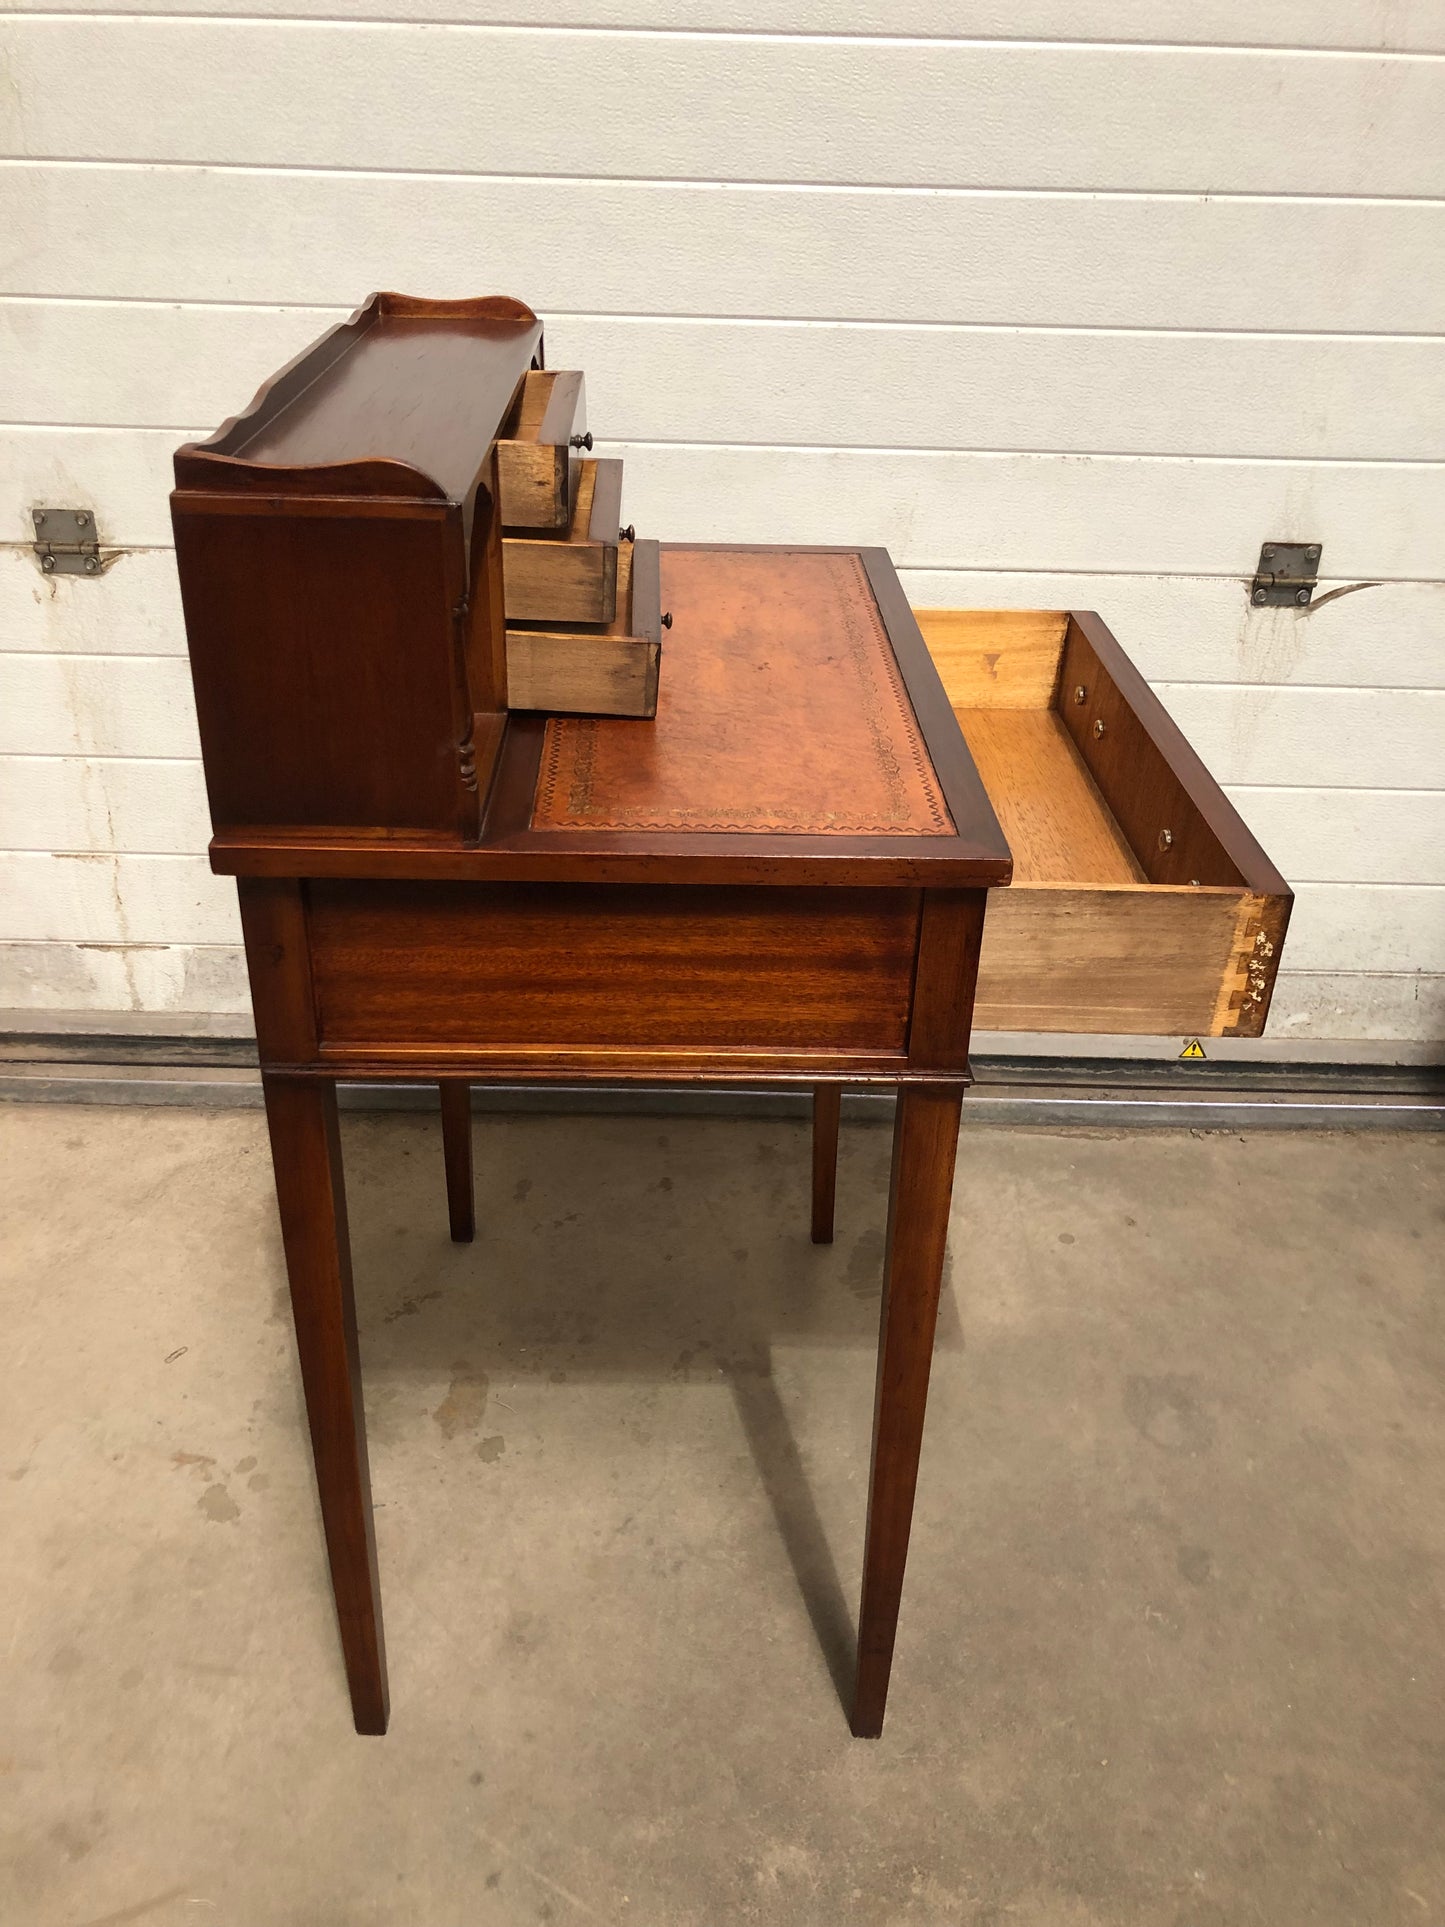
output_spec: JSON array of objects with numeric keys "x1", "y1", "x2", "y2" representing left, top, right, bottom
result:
[
  {"x1": 173, "y1": 293, "x2": 548, "y2": 843},
  {"x1": 174, "y1": 503, "x2": 468, "y2": 836},
  {"x1": 201, "y1": 303, "x2": 539, "y2": 504},
  {"x1": 308, "y1": 880, "x2": 922, "y2": 1054}
]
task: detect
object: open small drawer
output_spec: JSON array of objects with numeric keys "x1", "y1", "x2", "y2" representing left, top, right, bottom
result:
[
  {"x1": 496, "y1": 368, "x2": 586, "y2": 530},
  {"x1": 915, "y1": 609, "x2": 1292, "y2": 1036},
  {"x1": 502, "y1": 458, "x2": 623, "y2": 624},
  {"x1": 506, "y1": 535, "x2": 663, "y2": 719}
]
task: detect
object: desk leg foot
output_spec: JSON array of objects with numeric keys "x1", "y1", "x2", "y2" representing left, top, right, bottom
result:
[
  {"x1": 263, "y1": 1073, "x2": 390, "y2": 1736},
  {"x1": 811, "y1": 1085, "x2": 841, "y2": 1244},
  {"x1": 851, "y1": 1083, "x2": 962, "y2": 1738},
  {"x1": 439, "y1": 1079, "x2": 475, "y2": 1243}
]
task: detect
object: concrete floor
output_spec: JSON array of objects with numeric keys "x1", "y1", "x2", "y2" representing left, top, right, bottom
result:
[{"x1": 1, "y1": 1103, "x2": 1442, "y2": 1927}]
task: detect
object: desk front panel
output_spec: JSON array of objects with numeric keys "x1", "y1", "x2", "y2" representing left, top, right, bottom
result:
[{"x1": 306, "y1": 880, "x2": 922, "y2": 1067}]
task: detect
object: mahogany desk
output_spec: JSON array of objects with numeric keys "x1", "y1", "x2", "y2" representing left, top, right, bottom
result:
[{"x1": 224, "y1": 543, "x2": 1012, "y2": 1737}]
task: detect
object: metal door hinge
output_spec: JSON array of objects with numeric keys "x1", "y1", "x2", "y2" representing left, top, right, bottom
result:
[
  {"x1": 1251, "y1": 541, "x2": 1321, "y2": 607},
  {"x1": 32, "y1": 507, "x2": 101, "y2": 577}
]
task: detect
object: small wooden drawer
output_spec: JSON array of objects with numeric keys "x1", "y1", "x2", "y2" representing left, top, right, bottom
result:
[
  {"x1": 496, "y1": 369, "x2": 585, "y2": 530},
  {"x1": 502, "y1": 458, "x2": 622, "y2": 624},
  {"x1": 506, "y1": 535, "x2": 663, "y2": 718},
  {"x1": 915, "y1": 608, "x2": 1292, "y2": 1036}
]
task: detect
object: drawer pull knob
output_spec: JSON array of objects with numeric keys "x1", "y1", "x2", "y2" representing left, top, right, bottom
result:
[
  {"x1": 1073, "y1": 684, "x2": 1087, "y2": 704},
  {"x1": 1158, "y1": 828, "x2": 1174, "y2": 850},
  {"x1": 1092, "y1": 719, "x2": 1106, "y2": 739},
  {"x1": 570, "y1": 432, "x2": 594, "y2": 451},
  {"x1": 661, "y1": 611, "x2": 674, "y2": 629},
  {"x1": 620, "y1": 524, "x2": 635, "y2": 543}
]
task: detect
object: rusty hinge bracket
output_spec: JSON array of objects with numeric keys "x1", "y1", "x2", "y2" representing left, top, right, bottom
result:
[
  {"x1": 1251, "y1": 541, "x2": 1321, "y2": 607},
  {"x1": 32, "y1": 507, "x2": 101, "y2": 577}
]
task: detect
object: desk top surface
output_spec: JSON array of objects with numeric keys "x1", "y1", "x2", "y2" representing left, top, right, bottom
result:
[
  {"x1": 536, "y1": 549, "x2": 952, "y2": 838},
  {"x1": 489, "y1": 546, "x2": 1010, "y2": 885},
  {"x1": 213, "y1": 545, "x2": 1012, "y2": 888}
]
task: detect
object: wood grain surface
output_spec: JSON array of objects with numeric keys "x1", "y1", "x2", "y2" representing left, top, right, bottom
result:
[
  {"x1": 437, "y1": 1078, "x2": 475, "y2": 1242},
  {"x1": 307, "y1": 880, "x2": 923, "y2": 1056},
  {"x1": 502, "y1": 458, "x2": 621, "y2": 623},
  {"x1": 810, "y1": 1085, "x2": 841, "y2": 1244},
  {"x1": 974, "y1": 884, "x2": 1253, "y2": 1035},
  {"x1": 955, "y1": 708, "x2": 1145, "y2": 886},
  {"x1": 175, "y1": 292, "x2": 540, "y2": 501},
  {"x1": 261, "y1": 1072, "x2": 389, "y2": 1734},
  {"x1": 853, "y1": 1081, "x2": 964, "y2": 1738},
  {"x1": 173, "y1": 497, "x2": 475, "y2": 832},
  {"x1": 506, "y1": 537, "x2": 662, "y2": 718},
  {"x1": 913, "y1": 609, "x2": 1068, "y2": 710},
  {"x1": 495, "y1": 369, "x2": 581, "y2": 530}
]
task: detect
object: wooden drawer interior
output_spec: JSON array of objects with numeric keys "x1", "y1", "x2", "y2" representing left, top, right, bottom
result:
[
  {"x1": 506, "y1": 535, "x2": 662, "y2": 718},
  {"x1": 496, "y1": 368, "x2": 584, "y2": 530},
  {"x1": 915, "y1": 609, "x2": 1292, "y2": 1036},
  {"x1": 502, "y1": 457, "x2": 622, "y2": 624}
]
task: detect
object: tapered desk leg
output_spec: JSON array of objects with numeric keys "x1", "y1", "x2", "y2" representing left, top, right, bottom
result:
[
  {"x1": 438, "y1": 1079, "x2": 475, "y2": 1243},
  {"x1": 262, "y1": 1073, "x2": 389, "y2": 1735},
  {"x1": 852, "y1": 1083, "x2": 963, "y2": 1738},
  {"x1": 811, "y1": 1085, "x2": 841, "y2": 1244}
]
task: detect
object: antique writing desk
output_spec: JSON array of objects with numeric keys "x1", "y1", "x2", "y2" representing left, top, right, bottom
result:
[
  {"x1": 223, "y1": 541, "x2": 1011, "y2": 1741},
  {"x1": 174, "y1": 295, "x2": 1289, "y2": 1737}
]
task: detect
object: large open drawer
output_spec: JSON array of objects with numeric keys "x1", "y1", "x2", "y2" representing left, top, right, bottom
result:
[{"x1": 915, "y1": 608, "x2": 1292, "y2": 1036}]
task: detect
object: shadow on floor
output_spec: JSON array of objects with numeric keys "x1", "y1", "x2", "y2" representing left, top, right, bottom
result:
[{"x1": 336, "y1": 1106, "x2": 943, "y2": 1715}]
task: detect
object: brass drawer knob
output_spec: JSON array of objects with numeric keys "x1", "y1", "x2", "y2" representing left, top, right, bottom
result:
[
  {"x1": 661, "y1": 611, "x2": 673, "y2": 629},
  {"x1": 570, "y1": 432, "x2": 593, "y2": 451}
]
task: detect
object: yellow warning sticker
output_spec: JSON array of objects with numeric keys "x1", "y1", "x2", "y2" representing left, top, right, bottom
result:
[{"x1": 1179, "y1": 1039, "x2": 1206, "y2": 1059}]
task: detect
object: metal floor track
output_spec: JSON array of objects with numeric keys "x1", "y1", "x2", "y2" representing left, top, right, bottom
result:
[{"x1": 2, "y1": 1032, "x2": 1441, "y2": 1131}]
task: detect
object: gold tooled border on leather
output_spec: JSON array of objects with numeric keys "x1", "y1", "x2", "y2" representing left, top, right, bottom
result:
[{"x1": 533, "y1": 551, "x2": 953, "y2": 836}]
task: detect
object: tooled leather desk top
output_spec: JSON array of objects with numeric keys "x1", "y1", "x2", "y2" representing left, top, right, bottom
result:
[{"x1": 534, "y1": 549, "x2": 955, "y2": 837}]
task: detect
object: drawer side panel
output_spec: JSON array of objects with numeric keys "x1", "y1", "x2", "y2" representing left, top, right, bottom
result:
[{"x1": 975, "y1": 886, "x2": 1249, "y2": 1036}]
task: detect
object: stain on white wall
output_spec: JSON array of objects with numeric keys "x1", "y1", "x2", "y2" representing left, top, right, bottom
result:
[{"x1": 1, "y1": 3, "x2": 1442, "y2": 1041}]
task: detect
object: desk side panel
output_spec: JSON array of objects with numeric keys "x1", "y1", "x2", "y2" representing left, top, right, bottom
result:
[
  {"x1": 306, "y1": 881, "x2": 921, "y2": 1060},
  {"x1": 173, "y1": 498, "x2": 475, "y2": 839}
]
